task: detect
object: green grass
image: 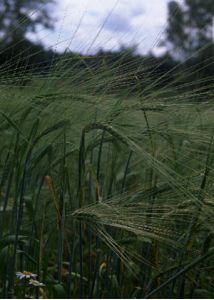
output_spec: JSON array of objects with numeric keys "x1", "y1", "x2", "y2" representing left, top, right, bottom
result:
[{"x1": 0, "y1": 46, "x2": 214, "y2": 299}]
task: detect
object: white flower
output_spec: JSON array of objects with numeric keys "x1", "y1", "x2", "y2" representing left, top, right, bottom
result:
[
  {"x1": 29, "y1": 279, "x2": 45, "y2": 287},
  {"x1": 16, "y1": 271, "x2": 37, "y2": 280}
]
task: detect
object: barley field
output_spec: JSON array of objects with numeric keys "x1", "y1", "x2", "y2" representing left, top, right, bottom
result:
[{"x1": 0, "y1": 47, "x2": 214, "y2": 299}]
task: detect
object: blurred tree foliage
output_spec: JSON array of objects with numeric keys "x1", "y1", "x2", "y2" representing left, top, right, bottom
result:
[
  {"x1": 164, "y1": 0, "x2": 214, "y2": 58},
  {"x1": 0, "y1": 0, "x2": 55, "y2": 46},
  {"x1": 163, "y1": 0, "x2": 214, "y2": 81},
  {"x1": 0, "y1": 0, "x2": 56, "y2": 73}
]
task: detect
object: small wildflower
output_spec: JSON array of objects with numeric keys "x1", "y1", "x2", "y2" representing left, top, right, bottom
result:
[
  {"x1": 16, "y1": 271, "x2": 37, "y2": 280},
  {"x1": 29, "y1": 279, "x2": 45, "y2": 287}
]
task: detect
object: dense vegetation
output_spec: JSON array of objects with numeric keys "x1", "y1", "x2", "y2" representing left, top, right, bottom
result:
[
  {"x1": 0, "y1": 48, "x2": 213, "y2": 298},
  {"x1": 0, "y1": 0, "x2": 214, "y2": 299}
]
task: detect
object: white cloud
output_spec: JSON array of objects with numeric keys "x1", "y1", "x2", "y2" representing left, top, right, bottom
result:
[{"x1": 30, "y1": 0, "x2": 171, "y2": 56}]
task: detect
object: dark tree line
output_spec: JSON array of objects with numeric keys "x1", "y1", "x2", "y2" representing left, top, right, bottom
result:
[
  {"x1": 163, "y1": 0, "x2": 214, "y2": 80},
  {"x1": 0, "y1": 0, "x2": 54, "y2": 47},
  {"x1": 0, "y1": 0, "x2": 56, "y2": 74},
  {"x1": 165, "y1": 0, "x2": 214, "y2": 58}
]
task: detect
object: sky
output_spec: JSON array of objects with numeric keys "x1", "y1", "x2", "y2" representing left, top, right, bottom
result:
[{"x1": 29, "y1": 0, "x2": 172, "y2": 56}]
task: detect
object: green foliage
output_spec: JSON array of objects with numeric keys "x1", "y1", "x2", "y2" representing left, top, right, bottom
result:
[
  {"x1": 165, "y1": 0, "x2": 214, "y2": 60},
  {"x1": 0, "y1": 0, "x2": 54, "y2": 47}
]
